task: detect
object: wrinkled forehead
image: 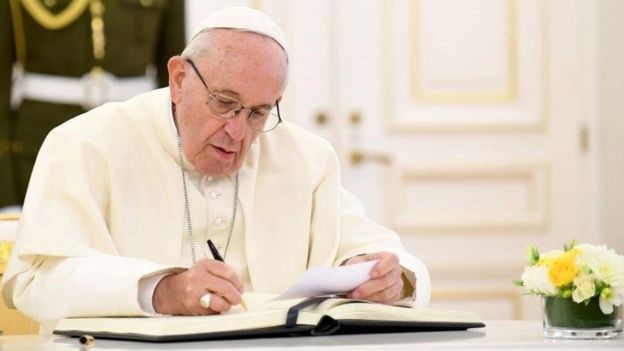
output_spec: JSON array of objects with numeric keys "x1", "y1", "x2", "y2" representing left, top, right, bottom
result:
[{"x1": 191, "y1": 30, "x2": 289, "y2": 100}]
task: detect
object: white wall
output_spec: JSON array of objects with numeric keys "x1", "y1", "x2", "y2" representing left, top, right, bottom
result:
[{"x1": 598, "y1": 0, "x2": 624, "y2": 254}]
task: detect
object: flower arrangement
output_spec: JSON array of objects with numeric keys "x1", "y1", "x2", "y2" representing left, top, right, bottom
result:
[{"x1": 515, "y1": 241, "x2": 624, "y2": 315}]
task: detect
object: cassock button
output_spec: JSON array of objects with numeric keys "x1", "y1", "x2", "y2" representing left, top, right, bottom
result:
[
  {"x1": 209, "y1": 191, "x2": 221, "y2": 199},
  {"x1": 214, "y1": 217, "x2": 225, "y2": 226}
]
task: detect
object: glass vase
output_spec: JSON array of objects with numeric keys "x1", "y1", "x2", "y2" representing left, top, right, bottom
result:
[{"x1": 542, "y1": 296, "x2": 622, "y2": 339}]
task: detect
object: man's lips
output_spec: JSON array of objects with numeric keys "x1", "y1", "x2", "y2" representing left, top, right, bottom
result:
[
  {"x1": 210, "y1": 145, "x2": 237, "y2": 159},
  {"x1": 213, "y1": 145, "x2": 237, "y2": 153}
]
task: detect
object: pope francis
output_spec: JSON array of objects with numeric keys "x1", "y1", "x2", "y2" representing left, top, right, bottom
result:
[{"x1": 1, "y1": 7, "x2": 430, "y2": 328}]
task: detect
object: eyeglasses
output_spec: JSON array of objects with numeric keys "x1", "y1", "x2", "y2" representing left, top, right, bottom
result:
[{"x1": 184, "y1": 58, "x2": 282, "y2": 133}]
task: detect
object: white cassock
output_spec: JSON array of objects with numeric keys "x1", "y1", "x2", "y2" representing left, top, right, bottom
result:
[{"x1": 1, "y1": 88, "x2": 431, "y2": 328}]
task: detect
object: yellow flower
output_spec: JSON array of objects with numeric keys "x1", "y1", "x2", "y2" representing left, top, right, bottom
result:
[
  {"x1": 536, "y1": 249, "x2": 564, "y2": 267},
  {"x1": 547, "y1": 249, "x2": 579, "y2": 287}
]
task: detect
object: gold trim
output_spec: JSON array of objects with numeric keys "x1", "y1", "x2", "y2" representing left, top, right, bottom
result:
[
  {"x1": 9, "y1": 0, "x2": 27, "y2": 64},
  {"x1": 0, "y1": 213, "x2": 20, "y2": 221},
  {"x1": 20, "y1": 0, "x2": 89, "y2": 30},
  {"x1": 411, "y1": 0, "x2": 518, "y2": 102},
  {"x1": 432, "y1": 288, "x2": 523, "y2": 320},
  {"x1": 386, "y1": 162, "x2": 550, "y2": 232},
  {"x1": 388, "y1": 120, "x2": 547, "y2": 133},
  {"x1": 430, "y1": 261, "x2": 524, "y2": 279},
  {"x1": 89, "y1": 0, "x2": 105, "y2": 61},
  {"x1": 383, "y1": 0, "x2": 548, "y2": 133}
]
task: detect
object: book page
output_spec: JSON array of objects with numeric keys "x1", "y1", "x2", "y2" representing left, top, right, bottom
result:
[
  {"x1": 55, "y1": 309, "x2": 300, "y2": 337},
  {"x1": 293, "y1": 295, "x2": 481, "y2": 324},
  {"x1": 274, "y1": 260, "x2": 379, "y2": 300},
  {"x1": 325, "y1": 301, "x2": 482, "y2": 323},
  {"x1": 237, "y1": 294, "x2": 306, "y2": 312}
]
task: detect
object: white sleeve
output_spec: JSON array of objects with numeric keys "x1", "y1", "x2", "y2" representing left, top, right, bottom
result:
[
  {"x1": 138, "y1": 273, "x2": 171, "y2": 315},
  {"x1": 336, "y1": 188, "x2": 432, "y2": 307},
  {"x1": 6, "y1": 255, "x2": 178, "y2": 322},
  {"x1": 0, "y1": 126, "x2": 183, "y2": 322}
]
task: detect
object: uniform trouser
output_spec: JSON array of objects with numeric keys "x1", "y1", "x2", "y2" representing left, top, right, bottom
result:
[
  {"x1": 2, "y1": 100, "x2": 85, "y2": 206},
  {"x1": 0, "y1": 139, "x2": 17, "y2": 207}
]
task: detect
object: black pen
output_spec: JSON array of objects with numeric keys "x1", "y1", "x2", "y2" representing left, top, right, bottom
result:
[
  {"x1": 207, "y1": 239, "x2": 225, "y2": 261},
  {"x1": 207, "y1": 240, "x2": 248, "y2": 310}
]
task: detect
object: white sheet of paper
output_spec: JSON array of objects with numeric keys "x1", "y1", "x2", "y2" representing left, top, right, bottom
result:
[{"x1": 274, "y1": 259, "x2": 379, "y2": 300}]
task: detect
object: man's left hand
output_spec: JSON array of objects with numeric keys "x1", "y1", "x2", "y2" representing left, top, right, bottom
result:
[{"x1": 343, "y1": 252, "x2": 403, "y2": 304}]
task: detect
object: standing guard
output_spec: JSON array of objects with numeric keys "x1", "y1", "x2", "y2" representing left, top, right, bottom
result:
[{"x1": 0, "y1": 0, "x2": 185, "y2": 207}]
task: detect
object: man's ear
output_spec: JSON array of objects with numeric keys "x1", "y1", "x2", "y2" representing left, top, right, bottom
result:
[{"x1": 168, "y1": 56, "x2": 186, "y2": 104}]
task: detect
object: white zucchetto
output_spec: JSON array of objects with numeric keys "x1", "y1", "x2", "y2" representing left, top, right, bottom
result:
[{"x1": 191, "y1": 6, "x2": 288, "y2": 55}]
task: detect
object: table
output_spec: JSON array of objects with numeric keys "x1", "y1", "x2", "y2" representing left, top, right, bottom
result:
[{"x1": 0, "y1": 321, "x2": 622, "y2": 350}]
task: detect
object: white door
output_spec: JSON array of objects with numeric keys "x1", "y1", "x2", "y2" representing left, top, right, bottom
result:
[
  {"x1": 190, "y1": 0, "x2": 597, "y2": 320},
  {"x1": 279, "y1": 0, "x2": 596, "y2": 320}
]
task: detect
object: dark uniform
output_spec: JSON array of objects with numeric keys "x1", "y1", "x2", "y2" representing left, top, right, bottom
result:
[{"x1": 0, "y1": 0, "x2": 185, "y2": 207}]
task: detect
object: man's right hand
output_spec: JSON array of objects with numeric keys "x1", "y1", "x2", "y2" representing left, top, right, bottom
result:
[{"x1": 152, "y1": 258, "x2": 244, "y2": 315}]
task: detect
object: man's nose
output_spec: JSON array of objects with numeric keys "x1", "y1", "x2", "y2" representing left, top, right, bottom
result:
[{"x1": 223, "y1": 109, "x2": 249, "y2": 141}]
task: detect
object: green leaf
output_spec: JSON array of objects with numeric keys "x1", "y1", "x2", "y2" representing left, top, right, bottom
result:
[
  {"x1": 563, "y1": 240, "x2": 577, "y2": 252},
  {"x1": 561, "y1": 289, "x2": 573, "y2": 299},
  {"x1": 601, "y1": 287, "x2": 613, "y2": 299},
  {"x1": 595, "y1": 281, "x2": 608, "y2": 294},
  {"x1": 513, "y1": 279, "x2": 524, "y2": 287},
  {"x1": 526, "y1": 245, "x2": 540, "y2": 265}
]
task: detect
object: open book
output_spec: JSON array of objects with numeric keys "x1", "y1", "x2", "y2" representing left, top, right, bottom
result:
[{"x1": 54, "y1": 293, "x2": 484, "y2": 342}]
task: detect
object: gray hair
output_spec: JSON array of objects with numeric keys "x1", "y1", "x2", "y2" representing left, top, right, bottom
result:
[
  {"x1": 181, "y1": 29, "x2": 216, "y2": 60},
  {"x1": 181, "y1": 28, "x2": 288, "y2": 63},
  {"x1": 181, "y1": 28, "x2": 289, "y2": 89}
]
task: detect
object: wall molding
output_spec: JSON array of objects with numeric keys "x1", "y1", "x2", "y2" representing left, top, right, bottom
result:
[
  {"x1": 383, "y1": 0, "x2": 549, "y2": 133},
  {"x1": 411, "y1": 0, "x2": 518, "y2": 103},
  {"x1": 432, "y1": 288, "x2": 524, "y2": 320},
  {"x1": 385, "y1": 161, "x2": 550, "y2": 233}
]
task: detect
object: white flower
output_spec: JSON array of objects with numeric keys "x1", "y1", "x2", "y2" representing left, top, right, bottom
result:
[
  {"x1": 521, "y1": 266, "x2": 557, "y2": 296},
  {"x1": 575, "y1": 244, "x2": 624, "y2": 314},
  {"x1": 577, "y1": 244, "x2": 624, "y2": 288},
  {"x1": 518, "y1": 242, "x2": 624, "y2": 316},
  {"x1": 572, "y1": 274, "x2": 595, "y2": 303},
  {"x1": 599, "y1": 286, "x2": 623, "y2": 314}
]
